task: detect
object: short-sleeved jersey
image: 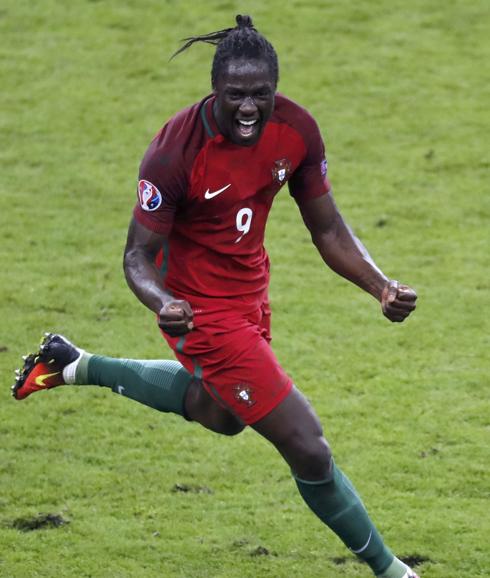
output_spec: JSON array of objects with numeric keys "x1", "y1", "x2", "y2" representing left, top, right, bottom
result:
[{"x1": 134, "y1": 93, "x2": 330, "y2": 310}]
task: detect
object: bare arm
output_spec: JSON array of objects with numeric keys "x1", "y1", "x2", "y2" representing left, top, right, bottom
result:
[
  {"x1": 123, "y1": 217, "x2": 194, "y2": 335},
  {"x1": 297, "y1": 192, "x2": 417, "y2": 322}
]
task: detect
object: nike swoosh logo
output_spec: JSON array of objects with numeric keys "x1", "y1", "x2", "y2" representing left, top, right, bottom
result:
[
  {"x1": 35, "y1": 371, "x2": 61, "y2": 387},
  {"x1": 204, "y1": 183, "x2": 231, "y2": 199}
]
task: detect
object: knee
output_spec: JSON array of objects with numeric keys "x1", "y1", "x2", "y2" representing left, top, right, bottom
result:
[
  {"x1": 295, "y1": 436, "x2": 333, "y2": 480},
  {"x1": 253, "y1": 387, "x2": 333, "y2": 481},
  {"x1": 280, "y1": 430, "x2": 333, "y2": 481}
]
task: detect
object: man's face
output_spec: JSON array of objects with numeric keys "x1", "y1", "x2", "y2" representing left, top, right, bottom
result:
[{"x1": 213, "y1": 58, "x2": 276, "y2": 147}]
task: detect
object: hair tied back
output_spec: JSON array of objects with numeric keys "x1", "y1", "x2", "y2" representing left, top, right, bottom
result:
[{"x1": 235, "y1": 14, "x2": 255, "y2": 30}]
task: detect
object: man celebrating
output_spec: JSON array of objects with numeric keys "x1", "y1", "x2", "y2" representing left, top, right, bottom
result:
[{"x1": 14, "y1": 15, "x2": 419, "y2": 578}]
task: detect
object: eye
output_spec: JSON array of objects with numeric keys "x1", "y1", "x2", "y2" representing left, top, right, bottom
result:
[{"x1": 227, "y1": 91, "x2": 243, "y2": 101}]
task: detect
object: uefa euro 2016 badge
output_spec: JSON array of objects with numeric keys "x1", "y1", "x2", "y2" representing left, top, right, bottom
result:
[
  {"x1": 233, "y1": 384, "x2": 256, "y2": 407},
  {"x1": 138, "y1": 179, "x2": 163, "y2": 211},
  {"x1": 272, "y1": 158, "x2": 291, "y2": 184}
]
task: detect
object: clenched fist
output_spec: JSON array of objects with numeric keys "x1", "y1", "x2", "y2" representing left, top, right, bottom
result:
[
  {"x1": 381, "y1": 280, "x2": 417, "y2": 322},
  {"x1": 158, "y1": 300, "x2": 194, "y2": 336}
]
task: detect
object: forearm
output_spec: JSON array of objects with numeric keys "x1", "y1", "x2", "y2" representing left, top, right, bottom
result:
[
  {"x1": 312, "y1": 217, "x2": 387, "y2": 301},
  {"x1": 298, "y1": 194, "x2": 416, "y2": 319},
  {"x1": 123, "y1": 248, "x2": 173, "y2": 314}
]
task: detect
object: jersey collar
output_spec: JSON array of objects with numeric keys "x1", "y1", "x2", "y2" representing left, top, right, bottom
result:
[{"x1": 200, "y1": 95, "x2": 223, "y2": 141}]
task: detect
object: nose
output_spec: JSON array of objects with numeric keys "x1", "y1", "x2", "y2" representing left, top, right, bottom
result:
[{"x1": 239, "y1": 96, "x2": 257, "y2": 114}]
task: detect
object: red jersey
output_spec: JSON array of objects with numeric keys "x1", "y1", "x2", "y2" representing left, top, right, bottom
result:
[{"x1": 134, "y1": 93, "x2": 330, "y2": 309}]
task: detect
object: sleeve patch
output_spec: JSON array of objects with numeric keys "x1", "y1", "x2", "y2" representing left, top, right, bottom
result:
[
  {"x1": 137, "y1": 179, "x2": 163, "y2": 211},
  {"x1": 321, "y1": 158, "x2": 328, "y2": 177}
]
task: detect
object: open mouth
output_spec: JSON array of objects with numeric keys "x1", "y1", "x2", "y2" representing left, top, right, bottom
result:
[{"x1": 236, "y1": 118, "x2": 259, "y2": 140}]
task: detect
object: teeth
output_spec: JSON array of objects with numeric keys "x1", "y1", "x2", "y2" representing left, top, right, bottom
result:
[{"x1": 238, "y1": 120, "x2": 257, "y2": 126}]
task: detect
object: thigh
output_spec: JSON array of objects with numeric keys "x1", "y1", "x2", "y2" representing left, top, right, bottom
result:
[
  {"x1": 252, "y1": 387, "x2": 332, "y2": 479},
  {"x1": 184, "y1": 377, "x2": 245, "y2": 436},
  {"x1": 166, "y1": 312, "x2": 292, "y2": 425},
  {"x1": 202, "y1": 327, "x2": 292, "y2": 424}
]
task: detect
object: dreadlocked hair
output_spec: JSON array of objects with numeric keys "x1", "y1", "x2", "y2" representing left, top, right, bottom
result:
[{"x1": 171, "y1": 14, "x2": 279, "y2": 87}]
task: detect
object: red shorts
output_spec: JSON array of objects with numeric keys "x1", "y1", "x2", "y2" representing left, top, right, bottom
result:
[{"x1": 162, "y1": 298, "x2": 292, "y2": 425}]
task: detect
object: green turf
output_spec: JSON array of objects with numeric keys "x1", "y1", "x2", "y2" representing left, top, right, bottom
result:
[{"x1": 1, "y1": 0, "x2": 488, "y2": 576}]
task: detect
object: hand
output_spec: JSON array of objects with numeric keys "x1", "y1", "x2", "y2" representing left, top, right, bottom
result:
[
  {"x1": 381, "y1": 280, "x2": 417, "y2": 323},
  {"x1": 158, "y1": 300, "x2": 194, "y2": 336}
]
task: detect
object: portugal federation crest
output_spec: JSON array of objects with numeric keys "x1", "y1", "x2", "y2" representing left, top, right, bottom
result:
[
  {"x1": 271, "y1": 158, "x2": 291, "y2": 184},
  {"x1": 233, "y1": 384, "x2": 256, "y2": 407}
]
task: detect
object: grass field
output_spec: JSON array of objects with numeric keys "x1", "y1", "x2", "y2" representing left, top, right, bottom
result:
[{"x1": 1, "y1": 1, "x2": 489, "y2": 576}]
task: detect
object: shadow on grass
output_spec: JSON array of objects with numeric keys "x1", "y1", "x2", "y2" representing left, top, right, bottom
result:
[{"x1": 332, "y1": 554, "x2": 433, "y2": 568}]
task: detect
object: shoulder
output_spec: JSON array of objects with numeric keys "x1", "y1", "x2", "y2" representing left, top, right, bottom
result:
[
  {"x1": 272, "y1": 93, "x2": 321, "y2": 134},
  {"x1": 273, "y1": 95, "x2": 330, "y2": 200},
  {"x1": 139, "y1": 95, "x2": 212, "y2": 189},
  {"x1": 160, "y1": 99, "x2": 205, "y2": 139},
  {"x1": 141, "y1": 98, "x2": 207, "y2": 166}
]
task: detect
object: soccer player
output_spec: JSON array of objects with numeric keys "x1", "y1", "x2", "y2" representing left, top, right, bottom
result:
[{"x1": 13, "y1": 15, "x2": 419, "y2": 578}]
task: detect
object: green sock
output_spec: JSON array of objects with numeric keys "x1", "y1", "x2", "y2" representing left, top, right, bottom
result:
[
  {"x1": 75, "y1": 354, "x2": 193, "y2": 418},
  {"x1": 295, "y1": 461, "x2": 404, "y2": 577}
]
